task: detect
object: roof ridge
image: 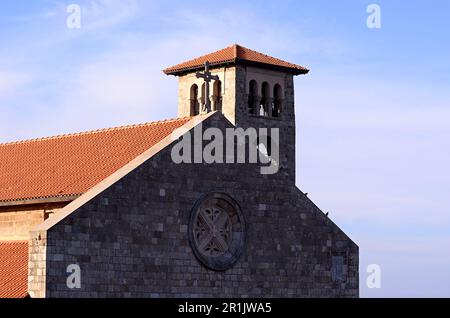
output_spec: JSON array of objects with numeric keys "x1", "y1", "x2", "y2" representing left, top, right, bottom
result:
[{"x1": 0, "y1": 116, "x2": 192, "y2": 147}]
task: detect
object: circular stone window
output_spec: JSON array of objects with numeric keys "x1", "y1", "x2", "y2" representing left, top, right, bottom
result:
[{"x1": 188, "y1": 193, "x2": 245, "y2": 271}]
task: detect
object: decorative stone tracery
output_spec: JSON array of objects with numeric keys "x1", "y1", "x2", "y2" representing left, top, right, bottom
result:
[{"x1": 189, "y1": 193, "x2": 245, "y2": 271}]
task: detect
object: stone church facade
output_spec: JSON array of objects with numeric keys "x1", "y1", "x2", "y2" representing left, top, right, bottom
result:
[{"x1": 0, "y1": 44, "x2": 358, "y2": 298}]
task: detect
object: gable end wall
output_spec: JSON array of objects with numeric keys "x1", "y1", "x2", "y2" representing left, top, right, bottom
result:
[{"x1": 33, "y1": 114, "x2": 358, "y2": 298}]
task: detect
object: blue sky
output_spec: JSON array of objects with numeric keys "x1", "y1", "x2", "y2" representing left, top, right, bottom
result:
[{"x1": 1, "y1": 0, "x2": 449, "y2": 297}]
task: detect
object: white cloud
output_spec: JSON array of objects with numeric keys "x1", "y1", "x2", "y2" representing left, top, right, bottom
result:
[
  {"x1": 0, "y1": 1, "x2": 343, "y2": 140},
  {"x1": 38, "y1": 46, "x2": 178, "y2": 134}
]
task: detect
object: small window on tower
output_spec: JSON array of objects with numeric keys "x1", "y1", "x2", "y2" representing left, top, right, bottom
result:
[
  {"x1": 273, "y1": 84, "x2": 283, "y2": 117},
  {"x1": 201, "y1": 82, "x2": 206, "y2": 112},
  {"x1": 213, "y1": 80, "x2": 222, "y2": 112},
  {"x1": 190, "y1": 84, "x2": 199, "y2": 116},
  {"x1": 260, "y1": 82, "x2": 270, "y2": 116},
  {"x1": 248, "y1": 80, "x2": 258, "y2": 115}
]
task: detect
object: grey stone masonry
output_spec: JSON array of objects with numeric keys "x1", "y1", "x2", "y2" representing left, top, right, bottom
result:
[{"x1": 32, "y1": 113, "x2": 358, "y2": 298}]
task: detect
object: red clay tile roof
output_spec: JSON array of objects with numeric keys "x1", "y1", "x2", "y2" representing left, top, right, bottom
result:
[
  {"x1": 0, "y1": 117, "x2": 191, "y2": 203},
  {"x1": 0, "y1": 241, "x2": 28, "y2": 298},
  {"x1": 163, "y1": 44, "x2": 309, "y2": 76}
]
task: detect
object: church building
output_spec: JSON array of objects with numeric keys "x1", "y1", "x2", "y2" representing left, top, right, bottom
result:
[{"x1": 0, "y1": 44, "x2": 358, "y2": 298}]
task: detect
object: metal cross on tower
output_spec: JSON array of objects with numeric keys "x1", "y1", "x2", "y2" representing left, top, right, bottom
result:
[{"x1": 196, "y1": 61, "x2": 219, "y2": 113}]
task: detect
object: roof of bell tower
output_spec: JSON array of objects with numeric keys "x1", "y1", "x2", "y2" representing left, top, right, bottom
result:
[{"x1": 163, "y1": 44, "x2": 309, "y2": 76}]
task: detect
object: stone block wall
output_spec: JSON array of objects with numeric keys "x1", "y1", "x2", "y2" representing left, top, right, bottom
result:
[
  {"x1": 176, "y1": 65, "x2": 297, "y2": 182},
  {"x1": 234, "y1": 65, "x2": 297, "y2": 183},
  {"x1": 0, "y1": 203, "x2": 64, "y2": 241},
  {"x1": 0, "y1": 210, "x2": 43, "y2": 241},
  {"x1": 33, "y1": 114, "x2": 358, "y2": 298},
  {"x1": 28, "y1": 230, "x2": 47, "y2": 298},
  {"x1": 177, "y1": 66, "x2": 235, "y2": 120}
]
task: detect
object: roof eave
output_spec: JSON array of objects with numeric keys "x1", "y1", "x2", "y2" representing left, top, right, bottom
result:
[
  {"x1": 236, "y1": 59, "x2": 310, "y2": 75},
  {"x1": 0, "y1": 194, "x2": 80, "y2": 207},
  {"x1": 163, "y1": 59, "x2": 309, "y2": 76},
  {"x1": 162, "y1": 59, "x2": 236, "y2": 76}
]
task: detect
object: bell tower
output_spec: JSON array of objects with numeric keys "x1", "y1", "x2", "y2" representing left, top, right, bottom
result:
[{"x1": 163, "y1": 44, "x2": 309, "y2": 182}]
